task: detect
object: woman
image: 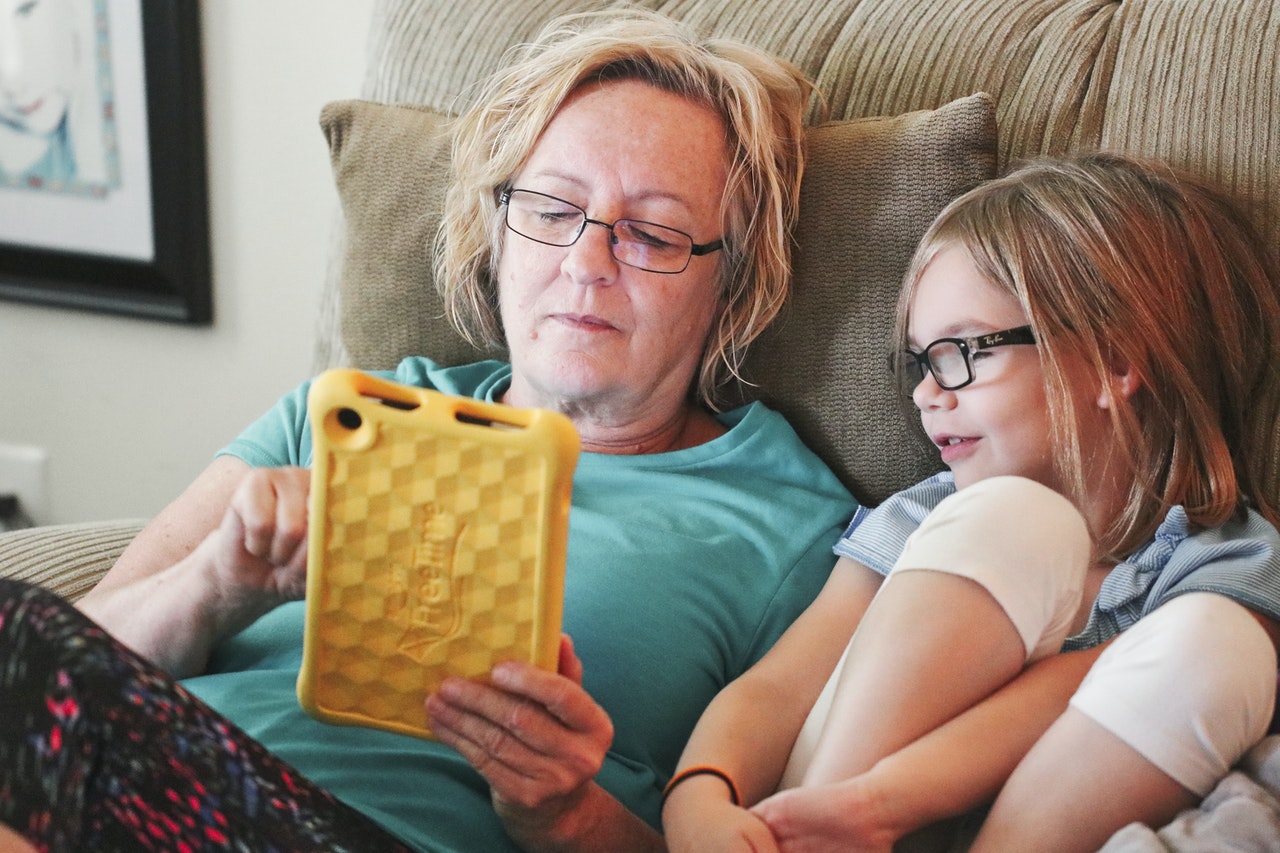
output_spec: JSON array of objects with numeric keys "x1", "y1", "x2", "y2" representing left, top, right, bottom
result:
[{"x1": 0, "y1": 9, "x2": 852, "y2": 853}]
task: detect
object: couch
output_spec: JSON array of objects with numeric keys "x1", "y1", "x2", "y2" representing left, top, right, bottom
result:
[{"x1": 3, "y1": 0, "x2": 1278, "y2": 847}]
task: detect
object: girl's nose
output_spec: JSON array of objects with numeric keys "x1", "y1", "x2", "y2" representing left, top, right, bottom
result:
[{"x1": 912, "y1": 370, "x2": 956, "y2": 411}]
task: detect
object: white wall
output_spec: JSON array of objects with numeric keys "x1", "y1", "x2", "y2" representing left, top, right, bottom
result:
[{"x1": 0, "y1": 0, "x2": 375, "y2": 524}]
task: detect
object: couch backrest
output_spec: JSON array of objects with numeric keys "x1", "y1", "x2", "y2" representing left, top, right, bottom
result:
[
  {"x1": 315, "y1": 0, "x2": 1280, "y2": 505},
  {"x1": 352, "y1": 0, "x2": 1278, "y2": 209}
]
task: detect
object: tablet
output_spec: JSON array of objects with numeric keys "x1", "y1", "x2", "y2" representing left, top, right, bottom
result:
[{"x1": 297, "y1": 369, "x2": 579, "y2": 739}]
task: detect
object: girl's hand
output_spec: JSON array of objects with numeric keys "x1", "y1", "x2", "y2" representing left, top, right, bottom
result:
[
  {"x1": 205, "y1": 466, "x2": 310, "y2": 611},
  {"x1": 425, "y1": 635, "x2": 616, "y2": 850},
  {"x1": 751, "y1": 781, "x2": 895, "y2": 853}
]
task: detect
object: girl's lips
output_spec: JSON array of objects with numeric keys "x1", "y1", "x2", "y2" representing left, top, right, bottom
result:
[{"x1": 935, "y1": 434, "x2": 978, "y2": 465}]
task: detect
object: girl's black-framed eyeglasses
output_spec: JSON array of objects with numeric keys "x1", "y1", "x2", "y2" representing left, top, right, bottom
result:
[{"x1": 891, "y1": 325, "x2": 1037, "y2": 393}]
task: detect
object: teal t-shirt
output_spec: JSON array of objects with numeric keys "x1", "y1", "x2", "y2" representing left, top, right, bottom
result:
[{"x1": 183, "y1": 358, "x2": 854, "y2": 852}]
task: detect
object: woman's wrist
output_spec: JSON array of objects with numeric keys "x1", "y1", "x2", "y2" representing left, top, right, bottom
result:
[
  {"x1": 499, "y1": 781, "x2": 663, "y2": 853},
  {"x1": 75, "y1": 550, "x2": 224, "y2": 677}
]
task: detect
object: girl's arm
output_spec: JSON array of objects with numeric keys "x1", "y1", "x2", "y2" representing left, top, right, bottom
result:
[
  {"x1": 662, "y1": 558, "x2": 883, "y2": 852},
  {"x1": 754, "y1": 642, "x2": 1108, "y2": 846}
]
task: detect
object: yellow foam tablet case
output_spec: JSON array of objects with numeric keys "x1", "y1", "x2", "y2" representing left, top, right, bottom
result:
[{"x1": 298, "y1": 369, "x2": 579, "y2": 739}]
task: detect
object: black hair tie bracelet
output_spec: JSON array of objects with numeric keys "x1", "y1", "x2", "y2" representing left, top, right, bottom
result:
[{"x1": 661, "y1": 765, "x2": 742, "y2": 807}]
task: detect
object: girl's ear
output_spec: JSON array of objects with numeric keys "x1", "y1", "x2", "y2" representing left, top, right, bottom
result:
[{"x1": 1096, "y1": 363, "x2": 1142, "y2": 410}]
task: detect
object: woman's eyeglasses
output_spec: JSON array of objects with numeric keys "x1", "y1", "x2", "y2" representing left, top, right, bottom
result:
[
  {"x1": 891, "y1": 325, "x2": 1037, "y2": 393},
  {"x1": 499, "y1": 188, "x2": 723, "y2": 274}
]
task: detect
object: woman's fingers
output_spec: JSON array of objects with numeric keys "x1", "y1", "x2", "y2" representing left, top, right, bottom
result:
[
  {"x1": 214, "y1": 467, "x2": 310, "y2": 597},
  {"x1": 274, "y1": 468, "x2": 311, "y2": 563},
  {"x1": 227, "y1": 470, "x2": 276, "y2": 560},
  {"x1": 428, "y1": 685, "x2": 576, "y2": 805},
  {"x1": 429, "y1": 690, "x2": 560, "y2": 795},
  {"x1": 558, "y1": 633, "x2": 584, "y2": 683},
  {"x1": 491, "y1": 655, "x2": 611, "y2": 738},
  {"x1": 426, "y1": 656, "x2": 612, "y2": 810},
  {"x1": 430, "y1": 673, "x2": 605, "y2": 765}
]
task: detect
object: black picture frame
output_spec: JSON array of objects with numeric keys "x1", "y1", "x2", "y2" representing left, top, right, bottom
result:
[{"x1": 0, "y1": 1, "x2": 211, "y2": 324}]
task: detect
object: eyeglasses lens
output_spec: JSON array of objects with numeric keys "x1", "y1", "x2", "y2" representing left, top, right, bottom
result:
[
  {"x1": 894, "y1": 341, "x2": 971, "y2": 393},
  {"x1": 505, "y1": 190, "x2": 694, "y2": 273},
  {"x1": 926, "y1": 341, "x2": 970, "y2": 389},
  {"x1": 506, "y1": 193, "x2": 581, "y2": 245},
  {"x1": 609, "y1": 221, "x2": 691, "y2": 273}
]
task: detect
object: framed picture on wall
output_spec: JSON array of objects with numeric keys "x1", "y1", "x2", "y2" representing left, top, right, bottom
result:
[{"x1": 0, "y1": 0, "x2": 211, "y2": 324}]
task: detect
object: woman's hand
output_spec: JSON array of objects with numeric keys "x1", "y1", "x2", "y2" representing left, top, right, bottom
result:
[
  {"x1": 204, "y1": 466, "x2": 310, "y2": 610},
  {"x1": 426, "y1": 634, "x2": 621, "y2": 851},
  {"x1": 77, "y1": 461, "x2": 310, "y2": 677}
]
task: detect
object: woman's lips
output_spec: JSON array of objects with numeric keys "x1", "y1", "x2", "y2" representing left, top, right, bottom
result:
[{"x1": 554, "y1": 313, "x2": 616, "y2": 331}]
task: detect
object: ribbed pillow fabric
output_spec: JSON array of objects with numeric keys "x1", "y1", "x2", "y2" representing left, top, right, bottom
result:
[
  {"x1": 321, "y1": 101, "x2": 476, "y2": 371},
  {"x1": 739, "y1": 94, "x2": 996, "y2": 504},
  {"x1": 339, "y1": 0, "x2": 1279, "y2": 246},
  {"x1": 0, "y1": 519, "x2": 147, "y2": 601}
]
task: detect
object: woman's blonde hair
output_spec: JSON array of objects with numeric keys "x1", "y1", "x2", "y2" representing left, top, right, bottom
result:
[
  {"x1": 896, "y1": 152, "x2": 1280, "y2": 559},
  {"x1": 436, "y1": 7, "x2": 815, "y2": 409}
]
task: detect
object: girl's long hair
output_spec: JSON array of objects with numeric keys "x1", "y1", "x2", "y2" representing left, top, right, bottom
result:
[{"x1": 896, "y1": 153, "x2": 1280, "y2": 559}]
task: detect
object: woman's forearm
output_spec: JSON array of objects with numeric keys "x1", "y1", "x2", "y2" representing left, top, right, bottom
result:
[
  {"x1": 76, "y1": 535, "x2": 263, "y2": 677},
  {"x1": 75, "y1": 457, "x2": 302, "y2": 678}
]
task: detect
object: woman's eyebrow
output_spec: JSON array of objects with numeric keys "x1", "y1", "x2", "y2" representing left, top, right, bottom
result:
[{"x1": 517, "y1": 171, "x2": 695, "y2": 211}]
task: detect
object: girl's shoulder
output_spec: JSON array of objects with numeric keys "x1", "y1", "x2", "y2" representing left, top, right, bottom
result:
[
  {"x1": 847, "y1": 471, "x2": 955, "y2": 533},
  {"x1": 833, "y1": 472, "x2": 955, "y2": 574}
]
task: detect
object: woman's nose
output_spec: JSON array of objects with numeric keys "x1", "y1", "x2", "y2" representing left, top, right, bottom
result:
[{"x1": 563, "y1": 220, "x2": 620, "y2": 284}]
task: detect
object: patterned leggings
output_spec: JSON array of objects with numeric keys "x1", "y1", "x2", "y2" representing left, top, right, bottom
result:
[{"x1": 0, "y1": 579, "x2": 416, "y2": 853}]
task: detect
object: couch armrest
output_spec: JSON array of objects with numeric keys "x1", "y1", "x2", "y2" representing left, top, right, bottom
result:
[{"x1": 0, "y1": 520, "x2": 147, "y2": 602}]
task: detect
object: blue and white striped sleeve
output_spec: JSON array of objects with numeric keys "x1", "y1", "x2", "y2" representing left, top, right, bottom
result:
[
  {"x1": 1147, "y1": 508, "x2": 1280, "y2": 624},
  {"x1": 833, "y1": 472, "x2": 956, "y2": 577}
]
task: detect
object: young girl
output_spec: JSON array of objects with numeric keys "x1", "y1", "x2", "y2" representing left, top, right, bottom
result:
[{"x1": 662, "y1": 152, "x2": 1280, "y2": 853}]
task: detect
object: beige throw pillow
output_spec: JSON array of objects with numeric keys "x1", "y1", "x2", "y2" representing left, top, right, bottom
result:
[
  {"x1": 322, "y1": 92, "x2": 996, "y2": 503},
  {"x1": 741, "y1": 93, "x2": 996, "y2": 503},
  {"x1": 321, "y1": 101, "x2": 477, "y2": 371}
]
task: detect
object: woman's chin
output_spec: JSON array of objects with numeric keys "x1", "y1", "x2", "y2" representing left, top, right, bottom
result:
[{"x1": 514, "y1": 366, "x2": 617, "y2": 410}]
